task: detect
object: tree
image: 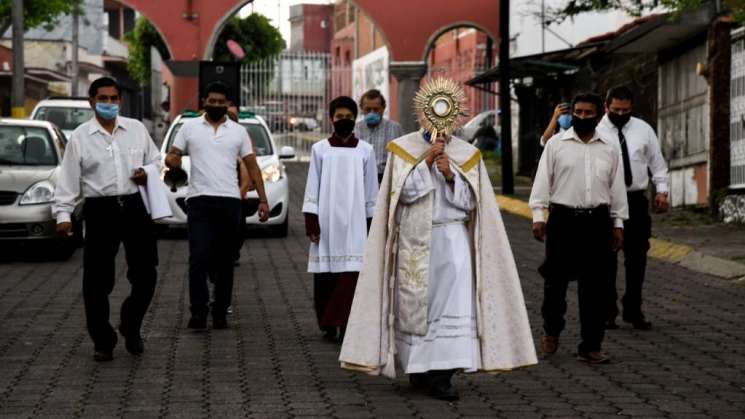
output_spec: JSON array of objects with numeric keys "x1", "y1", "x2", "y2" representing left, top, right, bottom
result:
[
  {"x1": 0, "y1": 0, "x2": 80, "y2": 36},
  {"x1": 543, "y1": 0, "x2": 744, "y2": 25},
  {"x1": 124, "y1": 17, "x2": 171, "y2": 85},
  {"x1": 212, "y1": 13, "x2": 285, "y2": 62}
]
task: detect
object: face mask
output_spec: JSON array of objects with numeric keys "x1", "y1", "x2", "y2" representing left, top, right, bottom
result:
[
  {"x1": 558, "y1": 114, "x2": 572, "y2": 130},
  {"x1": 365, "y1": 112, "x2": 382, "y2": 126},
  {"x1": 204, "y1": 105, "x2": 227, "y2": 122},
  {"x1": 95, "y1": 103, "x2": 119, "y2": 120},
  {"x1": 608, "y1": 111, "x2": 632, "y2": 128},
  {"x1": 572, "y1": 115, "x2": 599, "y2": 136},
  {"x1": 333, "y1": 118, "x2": 355, "y2": 137}
]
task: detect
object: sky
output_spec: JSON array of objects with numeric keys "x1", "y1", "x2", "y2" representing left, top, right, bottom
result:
[{"x1": 239, "y1": 0, "x2": 637, "y2": 58}]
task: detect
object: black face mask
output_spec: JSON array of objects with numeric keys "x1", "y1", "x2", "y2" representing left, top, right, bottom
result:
[
  {"x1": 608, "y1": 111, "x2": 632, "y2": 128},
  {"x1": 333, "y1": 118, "x2": 355, "y2": 137},
  {"x1": 204, "y1": 105, "x2": 227, "y2": 122},
  {"x1": 572, "y1": 115, "x2": 599, "y2": 136}
]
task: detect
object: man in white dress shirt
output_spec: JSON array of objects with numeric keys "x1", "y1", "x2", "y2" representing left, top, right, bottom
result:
[
  {"x1": 530, "y1": 92, "x2": 628, "y2": 364},
  {"x1": 53, "y1": 77, "x2": 162, "y2": 361},
  {"x1": 165, "y1": 82, "x2": 269, "y2": 331},
  {"x1": 597, "y1": 86, "x2": 669, "y2": 330}
]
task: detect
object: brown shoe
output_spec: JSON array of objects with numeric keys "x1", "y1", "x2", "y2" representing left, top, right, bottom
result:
[
  {"x1": 577, "y1": 351, "x2": 611, "y2": 364},
  {"x1": 541, "y1": 336, "x2": 559, "y2": 355}
]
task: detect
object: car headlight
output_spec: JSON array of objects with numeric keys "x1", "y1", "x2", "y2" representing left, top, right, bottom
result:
[
  {"x1": 20, "y1": 180, "x2": 55, "y2": 205},
  {"x1": 262, "y1": 162, "x2": 282, "y2": 183}
]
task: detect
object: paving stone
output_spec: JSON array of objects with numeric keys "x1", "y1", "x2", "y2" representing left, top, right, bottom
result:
[{"x1": 1, "y1": 162, "x2": 744, "y2": 417}]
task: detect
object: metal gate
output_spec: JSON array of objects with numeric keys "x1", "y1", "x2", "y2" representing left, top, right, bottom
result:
[
  {"x1": 731, "y1": 28, "x2": 745, "y2": 188},
  {"x1": 240, "y1": 52, "x2": 338, "y2": 158}
]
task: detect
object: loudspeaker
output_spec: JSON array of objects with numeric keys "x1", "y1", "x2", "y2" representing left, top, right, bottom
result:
[{"x1": 198, "y1": 62, "x2": 241, "y2": 107}]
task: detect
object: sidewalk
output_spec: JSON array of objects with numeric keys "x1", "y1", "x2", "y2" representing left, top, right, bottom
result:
[{"x1": 496, "y1": 195, "x2": 745, "y2": 281}]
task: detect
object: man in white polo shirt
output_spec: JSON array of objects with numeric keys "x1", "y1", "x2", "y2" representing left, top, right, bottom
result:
[{"x1": 165, "y1": 82, "x2": 269, "y2": 330}]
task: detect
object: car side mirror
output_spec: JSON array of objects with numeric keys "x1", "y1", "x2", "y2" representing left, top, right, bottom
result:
[{"x1": 279, "y1": 146, "x2": 296, "y2": 160}]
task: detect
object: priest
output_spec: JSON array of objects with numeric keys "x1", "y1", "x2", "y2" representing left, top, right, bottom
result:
[{"x1": 339, "y1": 79, "x2": 537, "y2": 401}]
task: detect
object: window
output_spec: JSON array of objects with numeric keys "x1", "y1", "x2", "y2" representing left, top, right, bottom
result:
[
  {"x1": 0, "y1": 126, "x2": 58, "y2": 166},
  {"x1": 33, "y1": 107, "x2": 94, "y2": 132}
]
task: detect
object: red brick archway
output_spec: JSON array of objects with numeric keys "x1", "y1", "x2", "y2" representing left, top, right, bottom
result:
[
  {"x1": 351, "y1": 0, "x2": 499, "y2": 131},
  {"x1": 119, "y1": 0, "x2": 499, "y2": 125}
]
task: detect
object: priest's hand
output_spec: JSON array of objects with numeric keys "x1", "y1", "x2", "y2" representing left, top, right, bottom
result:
[
  {"x1": 612, "y1": 227, "x2": 624, "y2": 252},
  {"x1": 426, "y1": 137, "x2": 446, "y2": 168},
  {"x1": 436, "y1": 153, "x2": 454, "y2": 180},
  {"x1": 532, "y1": 222, "x2": 546, "y2": 242}
]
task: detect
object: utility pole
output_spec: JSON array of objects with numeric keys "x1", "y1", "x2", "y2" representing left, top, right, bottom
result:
[
  {"x1": 11, "y1": 0, "x2": 25, "y2": 118},
  {"x1": 541, "y1": 0, "x2": 545, "y2": 52},
  {"x1": 71, "y1": 7, "x2": 80, "y2": 96},
  {"x1": 499, "y1": 0, "x2": 514, "y2": 194}
]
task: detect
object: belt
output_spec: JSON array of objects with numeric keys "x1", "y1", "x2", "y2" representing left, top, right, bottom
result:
[
  {"x1": 549, "y1": 203, "x2": 609, "y2": 217},
  {"x1": 432, "y1": 218, "x2": 469, "y2": 228},
  {"x1": 627, "y1": 190, "x2": 647, "y2": 197},
  {"x1": 86, "y1": 193, "x2": 140, "y2": 207}
]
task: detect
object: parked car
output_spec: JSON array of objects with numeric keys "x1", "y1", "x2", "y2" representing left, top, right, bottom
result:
[
  {"x1": 288, "y1": 116, "x2": 319, "y2": 132},
  {"x1": 0, "y1": 119, "x2": 83, "y2": 259},
  {"x1": 158, "y1": 111, "x2": 295, "y2": 237},
  {"x1": 29, "y1": 97, "x2": 94, "y2": 138}
]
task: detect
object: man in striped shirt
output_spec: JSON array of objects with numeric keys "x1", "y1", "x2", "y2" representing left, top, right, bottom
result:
[{"x1": 354, "y1": 89, "x2": 404, "y2": 182}]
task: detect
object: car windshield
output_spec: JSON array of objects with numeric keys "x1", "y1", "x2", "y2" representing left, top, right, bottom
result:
[
  {"x1": 33, "y1": 106, "x2": 94, "y2": 131},
  {"x1": 166, "y1": 120, "x2": 274, "y2": 157},
  {"x1": 0, "y1": 126, "x2": 57, "y2": 166}
]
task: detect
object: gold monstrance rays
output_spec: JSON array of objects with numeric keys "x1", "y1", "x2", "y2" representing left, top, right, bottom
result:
[{"x1": 413, "y1": 77, "x2": 468, "y2": 139}]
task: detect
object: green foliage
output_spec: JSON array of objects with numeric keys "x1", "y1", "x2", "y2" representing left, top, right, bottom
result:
[
  {"x1": 0, "y1": 0, "x2": 80, "y2": 35},
  {"x1": 212, "y1": 13, "x2": 285, "y2": 62},
  {"x1": 124, "y1": 18, "x2": 171, "y2": 85},
  {"x1": 544, "y1": 0, "x2": 745, "y2": 25}
]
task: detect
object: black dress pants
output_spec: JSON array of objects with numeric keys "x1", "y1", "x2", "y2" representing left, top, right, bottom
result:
[
  {"x1": 83, "y1": 194, "x2": 158, "y2": 352},
  {"x1": 187, "y1": 196, "x2": 241, "y2": 319},
  {"x1": 540, "y1": 205, "x2": 613, "y2": 353},
  {"x1": 607, "y1": 191, "x2": 652, "y2": 321}
]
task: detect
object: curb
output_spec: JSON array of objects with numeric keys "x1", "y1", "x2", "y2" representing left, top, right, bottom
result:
[{"x1": 496, "y1": 195, "x2": 745, "y2": 280}]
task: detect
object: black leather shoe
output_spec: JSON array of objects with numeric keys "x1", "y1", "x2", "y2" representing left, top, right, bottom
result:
[
  {"x1": 213, "y1": 316, "x2": 229, "y2": 330},
  {"x1": 605, "y1": 320, "x2": 619, "y2": 330},
  {"x1": 118, "y1": 324, "x2": 144, "y2": 355},
  {"x1": 409, "y1": 373, "x2": 429, "y2": 390},
  {"x1": 187, "y1": 315, "x2": 207, "y2": 330},
  {"x1": 93, "y1": 349, "x2": 114, "y2": 362},
  {"x1": 429, "y1": 382, "x2": 459, "y2": 401},
  {"x1": 623, "y1": 315, "x2": 652, "y2": 330}
]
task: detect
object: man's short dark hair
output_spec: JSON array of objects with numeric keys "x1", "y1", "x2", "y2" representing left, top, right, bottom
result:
[
  {"x1": 572, "y1": 92, "x2": 604, "y2": 115},
  {"x1": 329, "y1": 96, "x2": 358, "y2": 119},
  {"x1": 359, "y1": 89, "x2": 386, "y2": 108},
  {"x1": 605, "y1": 86, "x2": 634, "y2": 106},
  {"x1": 204, "y1": 81, "x2": 230, "y2": 99},
  {"x1": 88, "y1": 77, "x2": 121, "y2": 98}
]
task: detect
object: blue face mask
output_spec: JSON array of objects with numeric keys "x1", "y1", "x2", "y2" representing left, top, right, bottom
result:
[
  {"x1": 558, "y1": 113, "x2": 572, "y2": 130},
  {"x1": 365, "y1": 112, "x2": 382, "y2": 126},
  {"x1": 95, "y1": 103, "x2": 119, "y2": 120}
]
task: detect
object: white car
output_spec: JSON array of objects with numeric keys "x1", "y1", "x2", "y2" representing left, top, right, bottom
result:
[
  {"x1": 0, "y1": 119, "x2": 84, "y2": 259},
  {"x1": 29, "y1": 98, "x2": 94, "y2": 139},
  {"x1": 157, "y1": 111, "x2": 295, "y2": 237}
]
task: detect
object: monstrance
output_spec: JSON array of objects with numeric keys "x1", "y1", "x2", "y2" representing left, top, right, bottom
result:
[{"x1": 413, "y1": 77, "x2": 468, "y2": 140}]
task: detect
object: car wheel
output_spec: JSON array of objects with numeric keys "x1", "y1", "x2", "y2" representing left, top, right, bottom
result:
[
  {"x1": 271, "y1": 213, "x2": 289, "y2": 238},
  {"x1": 50, "y1": 238, "x2": 77, "y2": 261}
]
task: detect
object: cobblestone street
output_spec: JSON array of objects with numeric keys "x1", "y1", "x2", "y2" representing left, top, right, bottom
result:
[{"x1": 1, "y1": 162, "x2": 744, "y2": 418}]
